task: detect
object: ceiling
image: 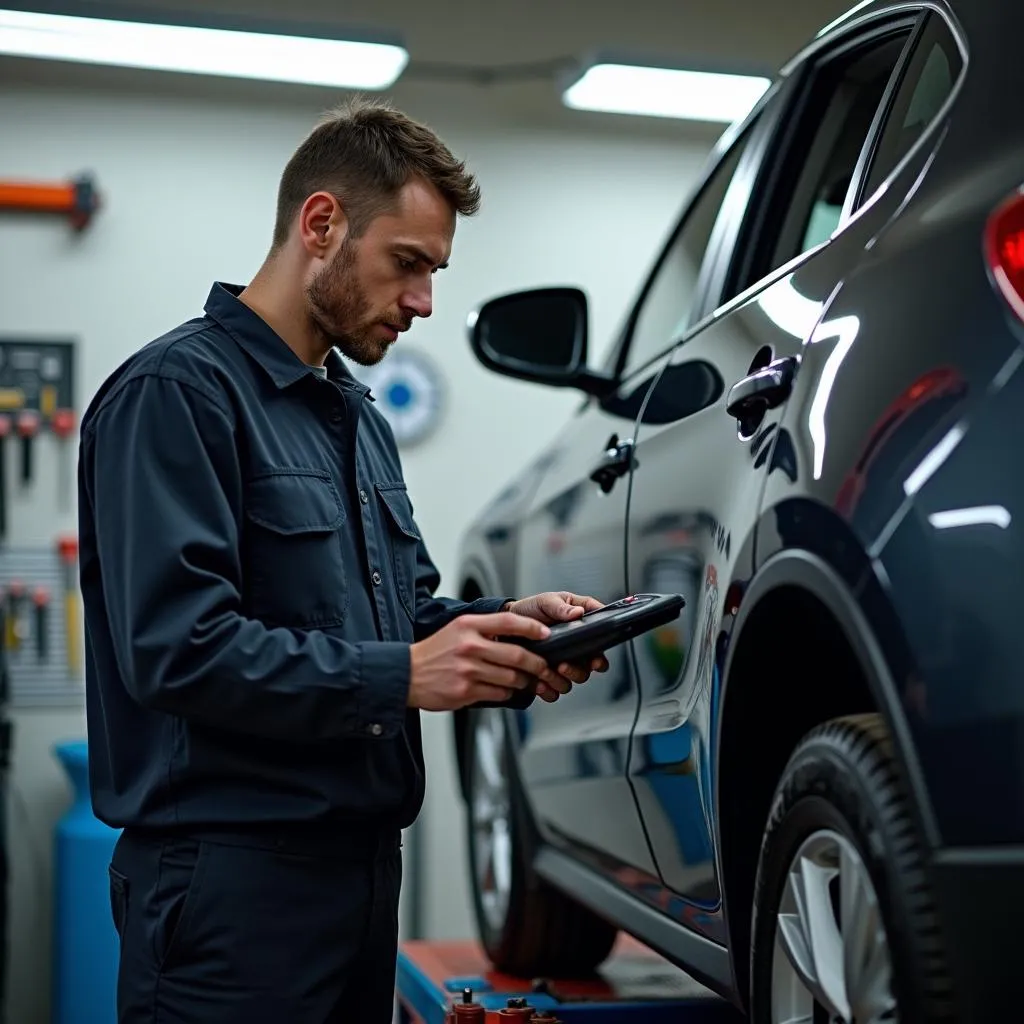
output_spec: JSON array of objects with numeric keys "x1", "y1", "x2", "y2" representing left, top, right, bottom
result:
[
  {"x1": 76, "y1": 0, "x2": 855, "y2": 71},
  {"x1": 1, "y1": 0, "x2": 856, "y2": 134}
]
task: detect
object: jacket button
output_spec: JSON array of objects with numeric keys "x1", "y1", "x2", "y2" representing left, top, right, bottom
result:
[
  {"x1": 330, "y1": 409, "x2": 343, "y2": 423},
  {"x1": 372, "y1": 570, "x2": 382, "y2": 586},
  {"x1": 368, "y1": 723, "x2": 383, "y2": 736},
  {"x1": 359, "y1": 489, "x2": 369, "y2": 504}
]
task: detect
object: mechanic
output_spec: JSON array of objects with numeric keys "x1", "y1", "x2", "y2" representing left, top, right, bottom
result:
[{"x1": 77, "y1": 97, "x2": 607, "y2": 1024}]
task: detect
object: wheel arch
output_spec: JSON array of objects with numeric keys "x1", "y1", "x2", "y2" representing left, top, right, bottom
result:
[{"x1": 713, "y1": 548, "x2": 938, "y2": 1008}]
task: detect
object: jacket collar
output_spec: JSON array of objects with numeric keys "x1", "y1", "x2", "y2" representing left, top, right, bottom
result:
[{"x1": 204, "y1": 282, "x2": 373, "y2": 399}]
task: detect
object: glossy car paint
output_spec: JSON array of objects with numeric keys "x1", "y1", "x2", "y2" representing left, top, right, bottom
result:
[
  {"x1": 454, "y1": 0, "x2": 1024, "y2": 1017},
  {"x1": 627, "y1": 18, "x2": 960, "y2": 944},
  {"x1": 504, "y1": 390, "x2": 655, "y2": 881}
]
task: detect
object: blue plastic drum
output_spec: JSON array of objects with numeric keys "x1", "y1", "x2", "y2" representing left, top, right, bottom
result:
[{"x1": 52, "y1": 740, "x2": 121, "y2": 1024}]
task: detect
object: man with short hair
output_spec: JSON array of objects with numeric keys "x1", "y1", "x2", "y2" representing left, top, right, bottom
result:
[{"x1": 79, "y1": 98, "x2": 606, "y2": 1024}]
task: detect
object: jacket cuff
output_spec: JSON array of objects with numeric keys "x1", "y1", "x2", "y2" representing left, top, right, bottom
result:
[
  {"x1": 470, "y1": 597, "x2": 515, "y2": 615},
  {"x1": 357, "y1": 642, "x2": 411, "y2": 739}
]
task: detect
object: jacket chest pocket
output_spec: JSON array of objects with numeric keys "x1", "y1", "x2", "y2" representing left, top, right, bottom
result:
[
  {"x1": 375, "y1": 483, "x2": 421, "y2": 621},
  {"x1": 243, "y1": 470, "x2": 348, "y2": 629}
]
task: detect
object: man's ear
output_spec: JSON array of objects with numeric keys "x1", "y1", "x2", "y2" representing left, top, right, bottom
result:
[{"x1": 297, "y1": 192, "x2": 348, "y2": 257}]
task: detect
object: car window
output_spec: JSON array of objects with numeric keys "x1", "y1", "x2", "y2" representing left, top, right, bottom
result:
[
  {"x1": 858, "y1": 14, "x2": 962, "y2": 202},
  {"x1": 770, "y1": 33, "x2": 911, "y2": 271},
  {"x1": 726, "y1": 25, "x2": 913, "y2": 298},
  {"x1": 621, "y1": 130, "x2": 750, "y2": 375}
]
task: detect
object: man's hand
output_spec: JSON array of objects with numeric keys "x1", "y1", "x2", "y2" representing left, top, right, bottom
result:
[
  {"x1": 408, "y1": 611, "x2": 570, "y2": 711},
  {"x1": 505, "y1": 592, "x2": 610, "y2": 703}
]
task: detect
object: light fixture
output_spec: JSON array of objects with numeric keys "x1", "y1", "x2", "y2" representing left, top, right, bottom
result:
[
  {"x1": 562, "y1": 58, "x2": 771, "y2": 123},
  {"x1": 0, "y1": 6, "x2": 408, "y2": 89}
]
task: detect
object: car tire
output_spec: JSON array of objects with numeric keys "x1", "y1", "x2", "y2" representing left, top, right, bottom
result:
[
  {"x1": 465, "y1": 706, "x2": 618, "y2": 978},
  {"x1": 749, "y1": 713, "x2": 956, "y2": 1023}
]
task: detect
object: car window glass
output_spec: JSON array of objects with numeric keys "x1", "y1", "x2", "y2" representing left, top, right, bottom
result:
[
  {"x1": 770, "y1": 34, "x2": 909, "y2": 270},
  {"x1": 622, "y1": 131, "x2": 750, "y2": 375},
  {"x1": 859, "y1": 15, "x2": 962, "y2": 201},
  {"x1": 727, "y1": 28, "x2": 911, "y2": 298}
]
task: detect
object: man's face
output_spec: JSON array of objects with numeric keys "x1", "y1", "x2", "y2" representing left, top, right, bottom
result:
[{"x1": 305, "y1": 178, "x2": 455, "y2": 366}]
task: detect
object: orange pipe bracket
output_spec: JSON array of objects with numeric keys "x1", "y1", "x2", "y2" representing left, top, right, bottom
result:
[{"x1": 0, "y1": 173, "x2": 101, "y2": 230}]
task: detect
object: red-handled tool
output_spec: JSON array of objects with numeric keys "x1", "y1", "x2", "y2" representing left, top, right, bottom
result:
[
  {"x1": 50, "y1": 408, "x2": 76, "y2": 512},
  {"x1": 57, "y1": 535, "x2": 81, "y2": 676},
  {"x1": 32, "y1": 585, "x2": 49, "y2": 661},
  {"x1": 0, "y1": 413, "x2": 10, "y2": 541},
  {"x1": 16, "y1": 409, "x2": 40, "y2": 487},
  {"x1": 5, "y1": 580, "x2": 24, "y2": 655}
]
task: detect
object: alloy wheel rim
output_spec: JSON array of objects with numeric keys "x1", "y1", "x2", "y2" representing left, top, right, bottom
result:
[
  {"x1": 771, "y1": 828, "x2": 898, "y2": 1024},
  {"x1": 471, "y1": 709, "x2": 513, "y2": 933}
]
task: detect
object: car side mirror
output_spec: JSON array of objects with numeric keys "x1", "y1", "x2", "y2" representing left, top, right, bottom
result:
[{"x1": 467, "y1": 287, "x2": 614, "y2": 397}]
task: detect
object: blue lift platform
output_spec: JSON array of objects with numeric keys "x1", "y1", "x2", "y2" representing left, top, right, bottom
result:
[{"x1": 395, "y1": 937, "x2": 745, "y2": 1023}]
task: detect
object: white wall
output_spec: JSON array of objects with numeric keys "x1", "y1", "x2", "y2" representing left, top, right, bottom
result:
[{"x1": 0, "y1": 73, "x2": 714, "y2": 1022}]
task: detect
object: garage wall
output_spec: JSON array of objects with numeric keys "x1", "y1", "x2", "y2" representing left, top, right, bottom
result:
[{"x1": 0, "y1": 74, "x2": 715, "y2": 1022}]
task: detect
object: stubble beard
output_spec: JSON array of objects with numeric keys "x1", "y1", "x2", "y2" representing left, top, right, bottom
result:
[{"x1": 306, "y1": 238, "x2": 392, "y2": 367}]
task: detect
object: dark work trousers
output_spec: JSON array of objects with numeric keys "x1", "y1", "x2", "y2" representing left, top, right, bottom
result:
[{"x1": 108, "y1": 825, "x2": 402, "y2": 1024}]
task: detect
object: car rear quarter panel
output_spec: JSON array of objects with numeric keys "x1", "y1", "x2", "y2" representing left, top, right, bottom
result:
[{"x1": 753, "y1": 111, "x2": 1024, "y2": 846}]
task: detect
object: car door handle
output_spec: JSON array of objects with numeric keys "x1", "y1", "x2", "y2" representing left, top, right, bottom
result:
[
  {"x1": 725, "y1": 356, "x2": 798, "y2": 420},
  {"x1": 589, "y1": 435, "x2": 635, "y2": 494}
]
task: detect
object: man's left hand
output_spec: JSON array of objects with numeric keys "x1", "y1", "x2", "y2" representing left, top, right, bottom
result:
[{"x1": 505, "y1": 592, "x2": 610, "y2": 702}]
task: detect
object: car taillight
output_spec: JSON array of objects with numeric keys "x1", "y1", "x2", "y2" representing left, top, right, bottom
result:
[{"x1": 986, "y1": 189, "x2": 1024, "y2": 323}]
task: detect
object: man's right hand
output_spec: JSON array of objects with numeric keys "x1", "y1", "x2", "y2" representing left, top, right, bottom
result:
[{"x1": 408, "y1": 612, "x2": 562, "y2": 711}]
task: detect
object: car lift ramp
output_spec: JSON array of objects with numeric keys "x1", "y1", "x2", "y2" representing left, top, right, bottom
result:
[{"x1": 396, "y1": 938, "x2": 745, "y2": 1022}]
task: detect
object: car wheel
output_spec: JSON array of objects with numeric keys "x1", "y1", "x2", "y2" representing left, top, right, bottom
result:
[
  {"x1": 750, "y1": 713, "x2": 956, "y2": 1023},
  {"x1": 465, "y1": 706, "x2": 618, "y2": 978}
]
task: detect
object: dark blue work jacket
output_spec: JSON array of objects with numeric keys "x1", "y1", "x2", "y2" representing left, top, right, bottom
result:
[{"x1": 77, "y1": 282, "x2": 508, "y2": 837}]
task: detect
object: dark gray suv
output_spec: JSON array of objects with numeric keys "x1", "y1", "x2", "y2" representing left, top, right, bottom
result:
[{"x1": 451, "y1": 2, "x2": 1024, "y2": 1020}]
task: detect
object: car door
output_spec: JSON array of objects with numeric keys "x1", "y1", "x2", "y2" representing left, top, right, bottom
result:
[
  {"x1": 512, "y1": 115, "x2": 763, "y2": 886},
  {"x1": 511, "y1": 376, "x2": 656, "y2": 884},
  {"x1": 620, "y1": 10, "x2": 931, "y2": 941}
]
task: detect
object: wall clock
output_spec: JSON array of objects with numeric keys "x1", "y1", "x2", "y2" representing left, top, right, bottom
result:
[{"x1": 356, "y1": 347, "x2": 445, "y2": 448}]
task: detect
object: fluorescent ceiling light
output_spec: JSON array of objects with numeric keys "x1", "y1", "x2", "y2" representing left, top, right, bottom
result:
[
  {"x1": 563, "y1": 63, "x2": 770, "y2": 123},
  {"x1": 0, "y1": 8, "x2": 408, "y2": 89}
]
